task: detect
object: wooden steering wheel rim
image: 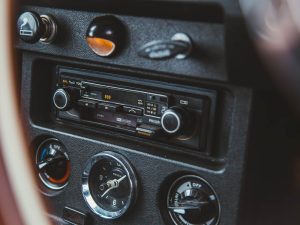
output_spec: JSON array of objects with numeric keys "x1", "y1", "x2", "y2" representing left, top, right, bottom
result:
[{"x1": 0, "y1": 1, "x2": 51, "y2": 225}]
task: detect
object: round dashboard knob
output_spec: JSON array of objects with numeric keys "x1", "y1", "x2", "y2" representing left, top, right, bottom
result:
[
  {"x1": 17, "y1": 12, "x2": 44, "y2": 43},
  {"x1": 161, "y1": 107, "x2": 190, "y2": 135},
  {"x1": 17, "y1": 11, "x2": 57, "y2": 44},
  {"x1": 53, "y1": 88, "x2": 71, "y2": 111}
]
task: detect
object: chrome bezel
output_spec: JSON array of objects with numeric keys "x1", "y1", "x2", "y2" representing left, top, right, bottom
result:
[
  {"x1": 53, "y1": 89, "x2": 69, "y2": 110},
  {"x1": 171, "y1": 33, "x2": 193, "y2": 59},
  {"x1": 161, "y1": 110, "x2": 181, "y2": 134},
  {"x1": 82, "y1": 151, "x2": 138, "y2": 220},
  {"x1": 40, "y1": 14, "x2": 57, "y2": 44}
]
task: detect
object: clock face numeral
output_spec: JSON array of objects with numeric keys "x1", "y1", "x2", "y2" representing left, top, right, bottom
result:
[{"x1": 82, "y1": 151, "x2": 138, "y2": 219}]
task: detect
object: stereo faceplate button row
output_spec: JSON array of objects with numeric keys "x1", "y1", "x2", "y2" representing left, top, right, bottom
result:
[
  {"x1": 77, "y1": 99, "x2": 97, "y2": 109},
  {"x1": 98, "y1": 103, "x2": 121, "y2": 113},
  {"x1": 123, "y1": 106, "x2": 143, "y2": 116},
  {"x1": 136, "y1": 124, "x2": 161, "y2": 137}
]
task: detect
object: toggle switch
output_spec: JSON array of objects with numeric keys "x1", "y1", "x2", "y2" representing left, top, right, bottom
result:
[
  {"x1": 86, "y1": 15, "x2": 126, "y2": 57},
  {"x1": 17, "y1": 11, "x2": 57, "y2": 44}
]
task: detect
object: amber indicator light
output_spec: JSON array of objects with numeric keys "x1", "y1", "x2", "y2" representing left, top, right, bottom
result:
[
  {"x1": 86, "y1": 37, "x2": 116, "y2": 57},
  {"x1": 86, "y1": 15, "x2": 126, "y2": 57}
]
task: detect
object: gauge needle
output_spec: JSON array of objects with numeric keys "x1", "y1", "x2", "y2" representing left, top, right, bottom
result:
[
  {"x1": 37, "y1": 155, "x2": 66, "y2": 171},
  {"x1": 101, "y1": 175, "x2": 127, "y2": 198},
  {"x1": 168, "y1": 200, "x2": 209, "y2": 214},
  {"x1": 117, "y1": 175, "x2": 127, "y2": 183}
]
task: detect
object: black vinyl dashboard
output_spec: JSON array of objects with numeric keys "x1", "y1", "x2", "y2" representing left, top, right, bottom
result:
[{"x1": 16, "y1": 0, "x2": 300, "y2": 225}]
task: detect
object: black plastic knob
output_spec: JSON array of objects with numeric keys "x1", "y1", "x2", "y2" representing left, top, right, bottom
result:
[
  {"x1": 53, "y1": 89, "x2": 71, "y2": 111},
  {"x1": 17, "y1": 12, "x2": 44, "y2": 43},
  {"x1": 161, "y1": 107, "x2": 190, "y2": 135},
  {"x1": 17, "y1": 12, "x2": 57, "y2": 44}
]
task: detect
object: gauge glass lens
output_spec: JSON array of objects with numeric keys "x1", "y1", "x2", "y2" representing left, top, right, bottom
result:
[
  {"x1": 89, "y1": 159, "x2": 130, "y2": 212},
  {"x1": 82, "y1": 151, "x2": 138, "y2": 219},
  {"x1": 167, "y1": 175, "x2": 220, "y2": 225},
  {"x1": 35, "y1": 138, "x2": 70, "y2": 190}
]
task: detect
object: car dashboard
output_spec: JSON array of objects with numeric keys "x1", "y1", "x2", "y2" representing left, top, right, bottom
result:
[{"x1": 15, "y1": 0, "x2": 300, "y2": 225}]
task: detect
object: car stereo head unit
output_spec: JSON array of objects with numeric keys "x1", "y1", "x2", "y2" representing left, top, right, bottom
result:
[{"x1": 52, "y1": 66, "x2": 217, "y2": 155}]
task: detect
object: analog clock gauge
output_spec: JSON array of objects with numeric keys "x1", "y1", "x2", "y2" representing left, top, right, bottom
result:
[{"x1": 82, "y1": 151, "x2": 138, "y2": 219}]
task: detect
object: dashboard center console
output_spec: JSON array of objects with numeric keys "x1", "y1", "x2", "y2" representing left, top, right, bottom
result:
[{"x1": 17, "y1": 2, "x2": 253, "y2": 225}]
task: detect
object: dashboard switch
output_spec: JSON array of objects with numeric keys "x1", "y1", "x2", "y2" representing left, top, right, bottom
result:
[
  {"x1": 53, "y1": 88, "x2": 80, "y2": 111},
  {"x1": 17, "y1": 12, "x2": 57, "y2": 43},
  {"x1": 53, "y1": 89, "x2": 71, "y2": 111},
  {"x1": 161, "y1": 107, "x2": 192, "y2": 136},
  {"x1": 78, "y1": 99, "x2": 97, "y2": 109},
  {"x1": 123, "y1": 106, "x2": 143, "y2": 116},
  {"x1": 136, "y1": 124, "x2": 161, "y2": 137},
  {"x1": 98, "y1": 103, "x2": 121, "y2": 112},
  {"x1": 86, "y1": 15, "x2": 126, "y2": 57},
  {"x1": 138, "y1": 33, "x2": 193, "y2": 60},
  {"x1": 63, "y1": 207, "x2": 90, "y2": 225}
]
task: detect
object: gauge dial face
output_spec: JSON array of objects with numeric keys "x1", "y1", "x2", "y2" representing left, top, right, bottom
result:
[
  {"x1": 167, "y1": 175, "x2": 220, "y2": 225},
  {"x1": 82, "y1": 151, "x2": 138, "y2": 219},
  {"x1": 35, "y1": 138, "x2": 70, "y2": 190}
]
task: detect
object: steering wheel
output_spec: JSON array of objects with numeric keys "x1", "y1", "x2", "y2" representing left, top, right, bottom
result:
[
  {"x1": 240, "y1": 0, "x2": 300, "y2": 114},
  {"x1": 0, "y1": 1, "x2": 51, "y2": 225}
]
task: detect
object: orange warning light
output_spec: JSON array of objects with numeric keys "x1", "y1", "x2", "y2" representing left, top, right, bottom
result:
[{"x1": 86, "y1": 37, "x2": 116, "y2": 57}]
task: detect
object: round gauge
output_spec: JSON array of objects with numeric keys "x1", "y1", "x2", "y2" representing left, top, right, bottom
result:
[
  {"x1": 35, "y1": 138, "x2": 71, "y2": 190},
  {"x1": 167, "y1": 175, "x2": 220, "y2": 225},
  {"x1": 82, "y1": 151, "x2": 138, "y2": 219}
]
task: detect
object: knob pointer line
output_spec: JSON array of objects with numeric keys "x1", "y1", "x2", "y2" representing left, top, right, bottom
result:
[
  {"x1": 37, "y1": 155, "x2": 66, "y2": 171},
  {"x1": 101, "y1": 175, "x2": 127, "y2": 198}
]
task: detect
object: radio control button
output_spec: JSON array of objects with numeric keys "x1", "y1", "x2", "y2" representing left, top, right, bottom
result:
[
  {"x1": 136, "y1": 124, "x2": 161, "y2": 137},
  {"x1": 145, "y1": 102, "x2": 159, "y2": 116},
  {"x1": 137, "y1": 99, "x2": 144, "y2": 106},
  {"x1": 143, "y1": 117, "x2": 161, "y2": 126},
  {"x1": 98, "y1": 103, "x2": 121, "y2": 112},
  {"x1": 147, "y1": 94, "x2": 168, "y2": 103},
  {"x1": 147, "y1": 94, "x2": 159, "y2": 102},
  {"x1": 159, "y1": 96, "x2": 168, "y2": 103},
  {"x1": 78, "y1": 99, "x2": 97, "y2": 109},
  {"x1": 161, "y1": 107, "x2": 191, "y2": 136},
  {"x1": 123, "y1": 106, "x2": 143, "y2": 116},
  {"x1": 163, "y1": 114, "x2": 179, "y2": 132},
  {"x1": 53, "y1": 88, "x2": 71, "y2": 111}
]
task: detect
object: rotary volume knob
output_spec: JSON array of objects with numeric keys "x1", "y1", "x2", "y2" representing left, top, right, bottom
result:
[
  {"x1": 53, "y1": 89, "x2": 72, "y2": 111},
  {"x1": 161, "y1": 107, "x2": 191, "y2": 136}
]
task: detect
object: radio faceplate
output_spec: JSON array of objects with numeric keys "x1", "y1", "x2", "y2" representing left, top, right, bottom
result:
[{"x1": 53, "y1": 66, "x2": 217, "y2": 155}]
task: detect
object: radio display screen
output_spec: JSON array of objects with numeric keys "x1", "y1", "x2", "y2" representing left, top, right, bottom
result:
[{"x1": 101, "y1": 88, "x2": 145, "y2": 107}]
